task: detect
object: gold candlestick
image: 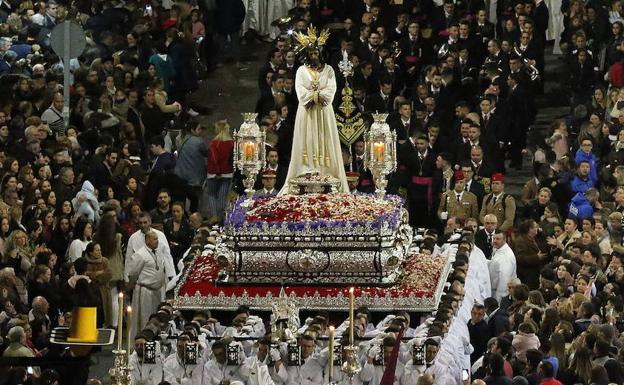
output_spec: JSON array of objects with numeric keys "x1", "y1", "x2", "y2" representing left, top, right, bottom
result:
[
  {"x1": 117, "y1": 292, "x2": 123, "y2": 351},
  {"x1": 126, "y1": 306, "x2": 132, "y2": 358},
  {"x1": 348, "y1": 287, "x2": 355, "y2": 346},
  {"x1": 328, "y1": 325, "x2": 335, "y2": 382}
]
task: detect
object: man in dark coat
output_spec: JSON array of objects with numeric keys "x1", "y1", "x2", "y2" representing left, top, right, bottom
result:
[
  {"x1": 365, "y1": 77, "x2": 395, "y2": 113},
  {"x1": 479, "y1": 95, "x2": 508, "y2": 173},
  {"x1": 484, "y1": 297, "x2": 511, "y2": 338},
  {"x1": 216, "y1": 0, "x2": 247, "y2": 68},
  {"x1": 400, "y1": 132, "x2": 436, "y2": 227},
  {"x1": 505, "y1": 73, "x2": 530, "y2": 170},
  {"x1": 468, "y1": 303, "x2": 491, "y2": 363}
]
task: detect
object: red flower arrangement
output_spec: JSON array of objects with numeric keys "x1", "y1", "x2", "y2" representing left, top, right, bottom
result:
[{"x1": 245, "y1": 193, "x2": 398, "y2": 223}]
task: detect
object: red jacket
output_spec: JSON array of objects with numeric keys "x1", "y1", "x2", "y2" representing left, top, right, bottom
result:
[
  {"x1": 207, "y1": 140, "x2": 234, "y2": 175},
  {"x1": 540, "y1": 378, "x2": 563, "y2": 385},
  {"x1": 610, "y1": 62, "x2": 624, "y2": 88}
]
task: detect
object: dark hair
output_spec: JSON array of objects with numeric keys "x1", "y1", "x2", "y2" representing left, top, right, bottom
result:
[
  {"x1": 526, "y1": 349, "x2": 543, "y2": 369},
  {"x1": 83, "y1": 242, "x2": 98, "y2": 258},
  {"x1": 488, "y1": 352, "x2": 505, "y2": 376},
  {"x1": 496, "y1": 337, "x2": 512, "y2": 356},
  {"x1": 541, "y1": 360, "x2": 555, "y2": 378},
  {"x1": 73, "y1": 257, "x2": 88, "y2": 275},
  {"x1": 484, "y1": 297, "x2": 499, "y2": 313},
  {"x1": 149, "y1": 135, "x2": 165, "y2": 148},
  {"x1": 72, "y1": 217, "x2": 92, "y2": 241},
  {"x1": 604, "y1": 359, "x2": 624, "y2": 384},
  {"x1": 518, "y1": 219, "x2": 537, "y2": 235},
  {"x1": 93, "y1": 214, "x2": 118, "y2": 258}
]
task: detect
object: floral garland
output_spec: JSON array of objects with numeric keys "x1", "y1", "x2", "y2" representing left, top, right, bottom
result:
[
  {"x1": 225, "y1": 193, "x2": 404, "y2": 230},
  {"x1": 179, "y1": 250, "x2": 446, "y2": 300}
]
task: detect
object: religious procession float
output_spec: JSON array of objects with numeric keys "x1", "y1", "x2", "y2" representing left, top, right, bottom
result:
[{"x1": 173, "y1": 27, "x2": 452, "y2": 316}]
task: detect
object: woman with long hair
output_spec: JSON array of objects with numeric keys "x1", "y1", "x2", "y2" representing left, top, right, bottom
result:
[
  {"x1": 163, "y1": 201, "x2": 193, "y2": 264},
  {"x1": 0, "y1": 216, "x2": 11, "y2": 254},
  {"x1": 92, "y1": 214, "x2": 124, "y2": 328},
  {"x1": 39, "y1": 210, "x2": 54, "y2": 244},
  {"x1": 539, "y1": 307, "x2": 560, "y2": 341},
  {"x1": 66, "y1": 218, "x2": 92, "y2": 263},
  {"x1": 27, "y1": 265, "x2": 59, "y2": 314},
  {"x1": 604, "y1": 359, "x2": 624, "y2": 385},
  {"x1": 17, "y1": 165, "x2": 37, "y2": 207},
  {"x1": 561, "y1": 346, "x2": 592, "y2": 385},
  {"x1": 2, "y1": 157, "x2": 18, "y2": 178},
  {"x1": 83, "y1": 242, "x2": 113, "y2": 327},
  {"x1": 549, "y1": 332, "x2": 568, "y2": 369},
  {"x1": 203, "y1": 119, "x2": 234, "y2": 224},
  {"x1": 121, "y1": 201, "x2": 142, "y2": 236},
  {"x1": 589, "y1": 87, "x2": 608, "y2": 119},
  {"x1": 48, "y1": 216, "x2": 72, "y2": 261},
  {"x1": 3, "y1": 229, "x2": 32, "y2": 306}
]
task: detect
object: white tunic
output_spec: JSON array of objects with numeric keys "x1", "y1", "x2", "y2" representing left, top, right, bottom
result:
[
  {"x1": 286, "y1": 355, "x2": 324, "y2": 385},
  {"x1": 202, "y1": 359, "x2": 245, "y2": 385},
  {"x1": 279, "y1": 65, "x2": 349, "y2": 194},
  {"x1": 127, "y1": 246, "x2": 169, "y2": 339},
  {"x1": 488, "y1": 243, "x2": 517, "y2": 302},
  {"x1": 126, "y1": 228, "x2": 176, "y2": 280},
  {"x1": 129, "y1": 351, "x2": 164, "y2": 385},
  {"x1": 240, "y1": 356, "x2": 282, "y2": 385},
  {"x1": 359, "y1": 360, "x2": 407, "y2": 385},
  {"x1": 163, "y1": 354, "x2": 204, "y2": 385}
]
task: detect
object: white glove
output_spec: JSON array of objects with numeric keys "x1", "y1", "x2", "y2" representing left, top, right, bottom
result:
[
  {"x1": 241, "y1": 325, "x2": 254, "y2": 334},
  {"x1": 368, "y1": 345, "x2": 381, "y2": 359},
  {"x1": 440, "y1": 211, "x2": 448, "y2": 220},
  {"x1": 270, "y1": 347, "x2": 281, "y2": 362}
]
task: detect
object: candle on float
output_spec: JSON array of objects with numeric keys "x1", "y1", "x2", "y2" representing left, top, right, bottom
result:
[
  {"x1": 349, "y1": 287, "x2": 355, "y2": 345},
  {"x1": 373, "y1": 142, "x2": 385, "y2": 162},
  {"x1": 126, "y1": 305, "x2": 132, "y2": 355},
  {"x1": 243, "y1": 142, "x2": 255, "y2": 160},
  {"x1": 117, "y1": 292, "x2": 124, "y2": 351},
  {"x1": 328, "y1": 325, "x2": 335, "y2": 381}
]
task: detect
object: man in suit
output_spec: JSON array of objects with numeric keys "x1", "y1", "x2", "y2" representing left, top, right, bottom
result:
[
  {"x1": 258, "y1": 48, "x2": 283, "y2": 95},
  {"x1": 254, "y1": 149, "x2": 287, "y2": 191},
  {"x1": 475, "y1": 213, "x2": 498, "y2": 259},
  {"x1": 255, "y1": 74, "x2": 284, "y2": 116},
  {"x1": 433, "y1": 151, "x2": 455, "y2": 194},
  {"x1": 470, "y1": 146, "x2": 494, "y2": 191},
  {"x1": 453, "y1": 119, "x2": 473, "y2": 163},
  {"x1": 350, "y1": 139, "x2": 374, "y2": 193},
  {"x1": 480, "y1": 95, "x2": 508, "y2": 173},
  {"x1": 387, "y1": 100, "x2": 415, "y2": 143},
  {"x1": 431, "y1": 0, "x2": 458, "y2": 34},
  {"x1": 365, "y1": 77, "x2": 395, "y2": 113},
  {"x1": 461, "y1": 162, "x2": 486, "y2": 209},
  {"x1": 472, "y1": 10, "x2": 495, "y2": 63},
  {"x1": 479, "y1": 173, "x2": 516, "y2": 232},
  {"x1": 505, "y1": 73, "x2": 530, "y2": 169},
  {"x1": 255, "y1": 170, "x2": 278, "y2": 196},
  {"x1": 438, "y1": 170, "x2": 479, "y2": 223},
  {"x1": 484, "y1": 297, "x2": 511, "y2": 338}
]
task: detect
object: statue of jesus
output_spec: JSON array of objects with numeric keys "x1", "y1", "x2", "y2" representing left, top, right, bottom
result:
[{"x1": 279, "y1": 28, "x2": 349, "y2": 194}]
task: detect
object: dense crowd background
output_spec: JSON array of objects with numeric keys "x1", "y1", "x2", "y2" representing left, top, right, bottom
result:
[{"x1": 0, "y1": 0, "x2": 623, "y2": 384}]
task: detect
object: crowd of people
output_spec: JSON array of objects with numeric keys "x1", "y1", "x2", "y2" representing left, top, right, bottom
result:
[{"x1": 0, "y1": 0, "x2": 623, "y2": 384}]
